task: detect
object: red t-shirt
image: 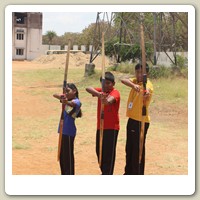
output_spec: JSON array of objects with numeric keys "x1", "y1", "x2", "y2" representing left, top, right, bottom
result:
[{"x1": 95, "y1": 88, "x2": 120, "y2": 130}]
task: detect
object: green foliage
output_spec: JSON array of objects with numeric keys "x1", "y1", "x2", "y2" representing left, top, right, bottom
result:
[
  {"x1": 149, "y1": 64, "x2": 188, "y2": 79},
  {"x1": 108, "y1": 63, "x2": 172, "y2": 79},
  {"x1": 180, "y1": 67, "x2": 188, "y2": 78},
  {"x1": 119, "y1": 44, "x2": 140, "y2": 62},
  {"x1": 105, "y1": 38, "x2": 118, "y2": 57},
  {"x1": 171, "y1": 66, "x2": 188, "y2": 78},
  {"x1": 108, "y1": 62, "x2": 134, "y2": 74},
  {"x1": 169, "y1": 55, "x2": 188, "y2": 78},
  {"x1": 105, "y1": 41, "x2": 153, "y2": 63},
  {"x1": 42, "y1": 12, "x2": 188, "y2": 54},
  {"x1": 108, "y1": 62, "x2": 188, "y2": 79},
  {"x1": 176, "y1": 54, "x2": 188, "y2": 69},
  {"x1": 149, "y1": 66, "x2": 172, "y2": 79},
  {"x1": 45, "y1": 31, "x2": 57, "y2": 46}
]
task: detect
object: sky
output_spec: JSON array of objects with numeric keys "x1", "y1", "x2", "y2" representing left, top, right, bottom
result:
[{"x1": 42, "y1": 12, "x2": 98, "y2": 36}]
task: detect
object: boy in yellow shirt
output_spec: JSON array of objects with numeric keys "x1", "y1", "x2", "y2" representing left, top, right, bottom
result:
[{"x1": 121, "y1": 63, "x2": 153, "y2": 175}]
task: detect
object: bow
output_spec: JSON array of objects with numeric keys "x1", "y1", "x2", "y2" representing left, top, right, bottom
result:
[
  {"x1": 139, "y1": 14, "x2": 147, "y2": 174},
  {"x1": 57, "y1": 39, "x2": 71, "y2": 161},
  {"x1": 99, "y1": 32, "x2": 105, "y2": 167}
]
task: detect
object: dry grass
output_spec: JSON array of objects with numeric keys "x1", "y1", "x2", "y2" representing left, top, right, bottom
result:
[{"x1": 12, "y1": 61, "x2": 188, "y2": 175}]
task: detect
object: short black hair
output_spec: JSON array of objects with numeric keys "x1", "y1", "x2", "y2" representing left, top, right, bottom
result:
[
  {"x1": 100, "y1": 71, "x2": 115, "y2": 83},
  {"x1": 135, "y1": 63, "x2": 149, "y2": 73}
]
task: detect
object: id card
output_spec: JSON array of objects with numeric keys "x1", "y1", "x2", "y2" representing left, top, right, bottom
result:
[{"x1": 128, "y1": 102, "x2": 133, "y2": 109}]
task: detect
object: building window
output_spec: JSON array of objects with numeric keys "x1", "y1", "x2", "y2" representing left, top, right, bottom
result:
[
  {"x1": 16, "y1": 33, "x2": 24, "y2": 40},
  {"x1": 16, "y1": 49, "x2": 24, "y2": 56},
  {"x1": 15, "y1": 13, "x2": 27, "y2": 24},
  {"x1": 16, "y1": 29, "x2": 24, "y2": 33},
  {"x1": 16, "y1": 17, "x2": 24, "y2": 24}
]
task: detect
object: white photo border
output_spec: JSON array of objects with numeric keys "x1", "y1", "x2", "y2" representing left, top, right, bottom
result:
[{"x1": 5, "y1": 4, "x2": 195, "y2": 195}]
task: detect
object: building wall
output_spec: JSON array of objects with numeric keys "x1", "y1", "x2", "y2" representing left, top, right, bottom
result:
[
  {"x1": 40, "y1": 45, "x2": 61, "y2": 54},
  {"x1": 12, "y1": 27, "x2": 27, "y2": 60},
  {"x1": 12, "y1": 12, "x2": 42, "y2": 60},
  {"x1": 26, "y1": 28, "x2": 43, "y2": 60},
  {"x1": 156, "y1": 52, "x2": 188, "y2": 67}
]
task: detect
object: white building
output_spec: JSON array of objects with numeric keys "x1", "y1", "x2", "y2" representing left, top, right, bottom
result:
[{"x1": 12, "y1": 12, "x2": 42, "y2": 60}]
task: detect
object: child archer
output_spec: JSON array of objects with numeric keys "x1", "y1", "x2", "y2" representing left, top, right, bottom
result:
[
  {"x1": 86, "y1": 72, "x2": 120, "y2": 175},
  {"x1": 53, "y1": 83, "x2": 82, "y2": 175},
  {"x1": 121, "y1": 63, "x2": 153, "y2": 175}
]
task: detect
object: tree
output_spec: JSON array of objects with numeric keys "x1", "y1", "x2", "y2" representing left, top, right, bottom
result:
[
  {"x1": 45, "y1": 30, "x2": 57, "y2": 50},
  {"x1": 110, "y1": 12, "x2": 188, "y2": 64},
  {"x1": 41, "y1": 12, "x2": 188, "y2": 65}
]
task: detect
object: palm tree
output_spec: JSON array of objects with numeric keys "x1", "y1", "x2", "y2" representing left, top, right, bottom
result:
[{"x1": 45, "y1": 30, "x2": 57, "y2": 50}]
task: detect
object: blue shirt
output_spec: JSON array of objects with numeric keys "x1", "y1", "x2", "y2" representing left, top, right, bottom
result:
[{"x1": 58, "y1": 98, "x2": 81, "y2": 137}]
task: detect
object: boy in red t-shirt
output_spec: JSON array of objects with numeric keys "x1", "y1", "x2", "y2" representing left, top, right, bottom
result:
[{"x1": 86, "y1": 72, "x2": 120, "y2": 175}]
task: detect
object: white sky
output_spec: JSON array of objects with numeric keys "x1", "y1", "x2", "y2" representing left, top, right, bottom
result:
[{"x1": 42, "y1": 12, "x2": 98, "y2": 36}]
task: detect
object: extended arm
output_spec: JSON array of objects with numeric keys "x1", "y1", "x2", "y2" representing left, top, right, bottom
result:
[
  {"x1": 121, "y1": 78, "x2": 140, "y2": 92},
  {"x1": 121, "y1": 78, "x2": 152, "y2": 100},
  {"x1": 86, "y1": 87, "x2": 116, "y2": 105},
  {"x1": 85, "y1": 87, "x2": 101, "y2": 98},
  {"x1": 53, "y1": 93, "x2": 76, "y2": 107}
]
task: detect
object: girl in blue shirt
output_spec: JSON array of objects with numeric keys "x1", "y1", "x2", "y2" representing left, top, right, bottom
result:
[{"x1": 53, "y1": 83, "x2": 82, "y2": 175}]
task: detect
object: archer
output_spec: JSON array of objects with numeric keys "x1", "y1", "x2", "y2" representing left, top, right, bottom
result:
[
  {"x1": 86, "y1": 72, "x2": 120, "y2": 175},
  {"x1": 121, "y1": 63, "x2": 153, "y2": 175},
  {"x1": 53, "y1": 83, "x2": 82, "y2": 175}
]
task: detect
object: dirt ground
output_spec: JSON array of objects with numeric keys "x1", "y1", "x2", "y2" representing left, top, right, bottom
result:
[{"x1": 12, "y1": 60, "x2": 188, "y2": 175}]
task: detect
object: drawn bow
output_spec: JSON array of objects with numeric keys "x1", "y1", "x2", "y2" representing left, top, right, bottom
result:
[
  {"x1": 57, "y1": 39, "x2": 71, "y2": 161},
  {"x1": 139, "y1": 14, "x2": 147, "y2": 174},
  {"x1": 99, "y1": 32, "x2": 105, "y2": 167}
]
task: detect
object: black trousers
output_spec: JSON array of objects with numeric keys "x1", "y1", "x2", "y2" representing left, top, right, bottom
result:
[
  {"x1": 96, "y1": 129, "x2": 119, "y2": 175},
  {"x1": 60, "y1": 134, "x2": 75, "y2": 175},
  {"x1": 124, "y1": 118, "x2": 149, "y2": 175}
]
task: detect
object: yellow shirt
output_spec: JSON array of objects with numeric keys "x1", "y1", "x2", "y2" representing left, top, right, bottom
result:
[{"x1": 126, "y1": 78, "x2": 153, "y2": 122}]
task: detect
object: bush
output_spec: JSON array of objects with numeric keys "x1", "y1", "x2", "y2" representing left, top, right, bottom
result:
[
  {"x1": 171, "y1": 66, "x2": 188, "y2": 78},
  {"x1": 172, "y1": 55, "x2": 188, "y2": 78},
  {"x1": 108, "y1": 62, "x2": 188, "y2": 79},
  {"x1": 180, "y1": 67, "x2": 188, "y2": 78},
  {"x1": 148, "y1": 65, "x2": 172, "y2": 79},
  {"x1": 176, "y1": 54, "x2": 188, "y2": 69},
  {"x1": 105, "y1": 40, "x2": 153, "y2": 63},
  {"x1": 107, "y1": 62, "x2": 134, "y2": 74}
]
